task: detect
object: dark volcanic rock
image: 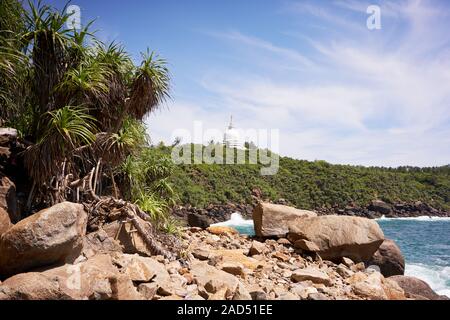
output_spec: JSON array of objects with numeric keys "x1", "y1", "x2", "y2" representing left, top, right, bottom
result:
[
  {"x1": 368, "y1": 200, "x2": 392, "y2": 215},
  {"x1": 187, "y1": 213, "x2": 211, "y2": 229}
]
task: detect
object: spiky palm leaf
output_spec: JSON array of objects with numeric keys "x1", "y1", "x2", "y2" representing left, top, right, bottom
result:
[
  {"x1": 90, "y1": 41, "x2": 133, "y2": 131},
  {"x1": 55, "y1": 57, "x2": 111, "y2": 108},
  {"x1": 0, "y1": 35, "x2": 28, "y2": 122},
  {"x1": 22, "y1": 0, "x2": 74, "y2": 125},
  {"x1": 127, "y1": 49, "x2": 170, "y2": 120},
  {"x1": 94, "y1": 117, "x2": 147, "y2": 166},
  {"x1": 24, "y1": 105, "x2": 97, "y2": 184}
]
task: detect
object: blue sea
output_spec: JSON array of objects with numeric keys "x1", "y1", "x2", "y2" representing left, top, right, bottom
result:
[{"x1": 213, "y1": 213, "x2": 450, "y2": 296}]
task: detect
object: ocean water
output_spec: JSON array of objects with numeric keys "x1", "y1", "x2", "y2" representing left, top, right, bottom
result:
[{"x1": 213, "y1": 213, "x2": 450, "y2": 296}]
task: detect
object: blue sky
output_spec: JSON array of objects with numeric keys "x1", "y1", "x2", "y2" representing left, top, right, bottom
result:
[{"x1": 49, "y1": 0, "x2": 450, "y2": 167}]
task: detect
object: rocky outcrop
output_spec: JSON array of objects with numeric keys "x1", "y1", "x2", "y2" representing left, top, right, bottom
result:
[
  {"x1": 253, "y1": 202, "x2": 317, "y2": 237},
  {"x1": 0, "y1": 208, "x2": 11, "y2": 236},
  {"x1": 287, "y1": 215, "x2": 384, "y2": 262},
  {"x1": 0, "y1": 202, "x2": 87, "y2": 277},
  {"x1": 318, "y1": 200, "x2": 450, "y2": 218},
  {"x1": 366, "y1": 239, "x2": 405, "y2": 277},
  {"x1": 6, "y1": 224, "x2": 447, "y2": 301},
  {"x1": 389, "y1": 275, "x2": 448, "y2": 300},
  {"x1": 368, "y1": 200, "x2": 392, "y2": 215},
  {"x1": 0, "y1": 199, "x2": 443, "y2": 301}
]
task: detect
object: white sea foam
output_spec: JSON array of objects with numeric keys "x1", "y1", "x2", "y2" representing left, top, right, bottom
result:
[
  {"x1": 405, "y1": 263, "x2": 450, "y2": 297},
  {"x1": 377, "y1": 215, "x2": 450, "y2": 221},
  {"x1": 211, "y1": 212, "x2": 254, "y2": 228}
]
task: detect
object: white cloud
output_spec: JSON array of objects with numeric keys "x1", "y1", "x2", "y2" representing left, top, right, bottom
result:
[{"x1": 147, "y1": 0, "x2": 450, "y2": 167}]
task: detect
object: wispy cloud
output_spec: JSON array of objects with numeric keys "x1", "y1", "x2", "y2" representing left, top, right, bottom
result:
[
  {"x1": 148, "y1": 0, "x2": 450, "y2": 167},
  {"x1": 206, "y1": 30, "x2": 314, "y2": 68}
]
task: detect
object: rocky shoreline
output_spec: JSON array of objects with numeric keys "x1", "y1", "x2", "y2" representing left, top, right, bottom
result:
[
  {"x1": 0, "y1": 201, "x2": 448, "y2": 300},
  {"x1": 173, "y1": 199, "x2": 450, "y2": 227}
]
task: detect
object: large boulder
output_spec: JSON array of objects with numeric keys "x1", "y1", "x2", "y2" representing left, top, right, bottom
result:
[
  {"x1": 0, "y1": 202, "x2": 87, "y2": 277},
  {"x1": 0, "y1": 175, "x2": 18, "y2": 223},
  {"x1": 287, "y1": 215, "x2": 384, "y2": 262},
  {"x1": 389, "y1": 275, "x2": 448, "y2": 300},
  {"x1": 41, "y1": 254, "x2": 143, "y2": 300},
  {"x1": 0, "y1": 272, "x2": 72, "y2": 300},
  {"x1": 366, "y1": 239, "x2": 405, "y2": 277},
  {"x1": 252, "y1": 202, "x2": 316, "y2": 237},
  {"x1": 0, "y1": 207, "x2": 11, "y2": 236},
  {"x1": 0, "y1": 254, "x2": 143, "y2": 300}
]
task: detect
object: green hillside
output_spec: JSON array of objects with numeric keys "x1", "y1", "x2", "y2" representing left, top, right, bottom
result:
[{"x1": 150, "y1": 144, "x2": 450, "y2": 211}]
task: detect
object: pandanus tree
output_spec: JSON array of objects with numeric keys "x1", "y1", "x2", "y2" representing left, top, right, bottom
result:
[{"x1": 0, "y1": 0, "x2": 171, "y2": 210}]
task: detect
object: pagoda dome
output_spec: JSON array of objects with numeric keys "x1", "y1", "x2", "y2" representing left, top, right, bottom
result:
[{"x1": 223, "y1": 116, "x2": 243, "y2": 149}]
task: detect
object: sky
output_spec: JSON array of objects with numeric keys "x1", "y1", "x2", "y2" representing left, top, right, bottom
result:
[{"x1": 49, "y1": 0, "x2": 450, "y2": 167}]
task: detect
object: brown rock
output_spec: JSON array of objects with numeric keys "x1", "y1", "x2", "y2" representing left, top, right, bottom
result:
[
  {"x1": 103, "y1": 218, "x2": 152, "y2": 257},
  {"x1": 188, "y1": 213, "x2": 211, "y2": 229},
  {"x1": 138, "y1": 283, "x2": 158, "y2": 300},
  {"x1": 291, "y1": 268, "x2": 332, "y2": 286},
  {"x1": 349, "y1": 272, "x2": 387, "y2": 300},
  {"x1": 42, "y1": 254, "x2": 143, "y2": 300},
  {"x1": 207, "y1": 226, "x2": 238, "y2": 236},
  {"x1": 287, "y1": 215, "x2": 384, "y2": 262},
  {"x1": 221, "y1": 262, "x2": 245, "y2": 277},
  {"x1": 366, "y1": 239, "x2": 405, "y2": 277},
  {"x1": 111, "y1": 253, "x2": 169, "y2": 285},
  {"x1": 252, "y1": 202, "x2": 317, "y2": 237},
  {"x1": 273, "y1": 252, "x2": 290, "y2": 262},
  {"x1": 389, "y1": 275, "x2": 445, "y2": 300},
  {"x1": 342, "y1": 257, "x2": 355, "y2": 267},
  {"x1": 382, "y1": 277, "x2": 406, "y2": 300},
  {"x1": 0, "y1": 272, "x2": 71, "y2": 300},
  {"x1": 81, "y1": 229, "x2": 122, "y2": 259},
  {"x1": 248, "y1": 240, "x2": 267, "y2": 256},
  {"x1": 210, "y1": 249, "x2": 264, "y2": 270},
  {"x1": 0, "y1": 175, "x2": 18, "y2": 223},
  {"x1": 0, "y1": 207, "x2": 12, "y2": 236},
  {"x1": 278, "y1": 292, "x2": 299, "y2": 300},
  {"x1": 0, "y1": 202, "x2": 88, "y2": 276},
  {"x1": 232, "y1": 283, "x2": 252, "y2": 300},
  {"x1": 191, "y1": 261, "x2": 240, "y2": 294},
  {"x1": 192, "y1": 247, "x2": 210, "y2": 260}
]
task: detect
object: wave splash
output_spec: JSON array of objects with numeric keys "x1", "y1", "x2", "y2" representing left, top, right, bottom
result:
[
  {"x1": 405, "y1": 263, "x2": 450, "y2": 297},
  {"x1": 211, "y1": 212, "x2": 254, "y2": 235},
  {"x1": 377, "y1": 215, "x2": 450, "y2": 221}
]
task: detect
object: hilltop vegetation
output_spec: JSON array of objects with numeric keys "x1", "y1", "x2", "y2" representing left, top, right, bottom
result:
[{"x1": 148, "y1": 144, "x2": 450, "y2": 211}]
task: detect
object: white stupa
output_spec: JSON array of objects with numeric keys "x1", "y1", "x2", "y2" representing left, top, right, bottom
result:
[{"x1": 223, "y1": 116, "x2": 243, "y2": 149}]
